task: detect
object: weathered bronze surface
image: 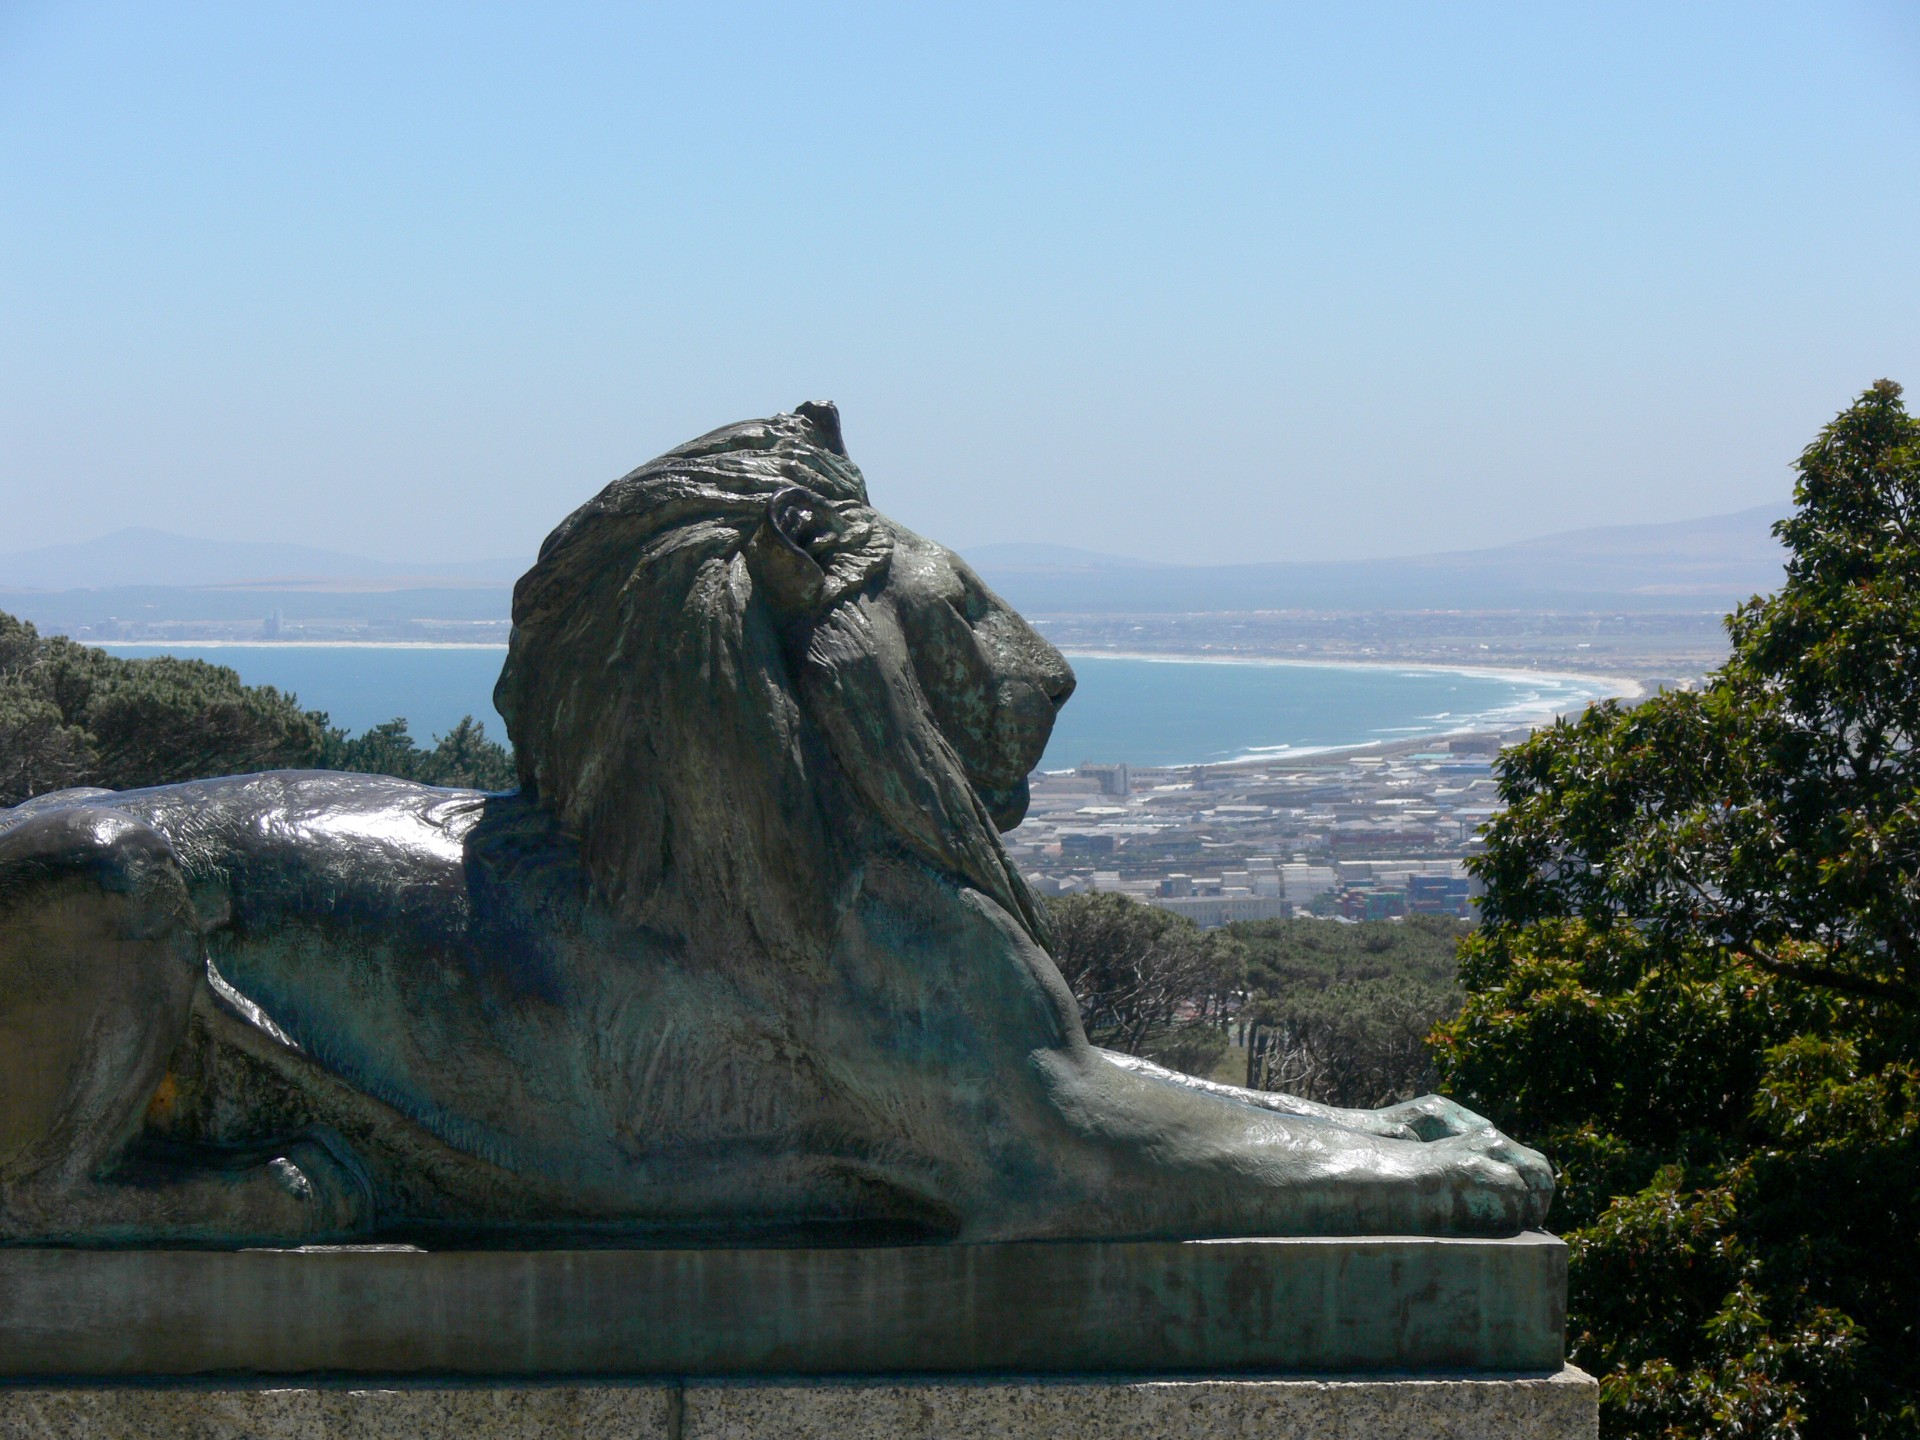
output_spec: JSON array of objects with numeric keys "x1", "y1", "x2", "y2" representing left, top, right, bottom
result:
[
  {"x1": 0, "y1": 1234, "x2": 1567, "y2": 1377},
  {"x1": 0, "y1": 404, "x2": 1552, "y2": 1247}
]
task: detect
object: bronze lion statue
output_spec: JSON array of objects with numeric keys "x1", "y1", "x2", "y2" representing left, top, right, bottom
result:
[{"x1": 0, "y1": 404, "x2": 1551, "y2": 1246}]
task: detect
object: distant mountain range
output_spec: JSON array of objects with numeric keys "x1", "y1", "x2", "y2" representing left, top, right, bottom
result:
[
  {"x1": 0, "y1": 507, "x2": 1788, "y2": 616},
  {"x1": 966, "y1": 505, "x2": 1788, "y2": 612},
  {"x1": 955, "y1": 542, "x2": 1159, "y2": 572},
  {"x1": 0, "y1": 528, "x2": 528, "y2": 590}
]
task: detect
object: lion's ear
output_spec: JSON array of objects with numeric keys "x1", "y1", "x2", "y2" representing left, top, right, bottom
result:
[
  {"x1": 747, "y1": 486, "x2": 892, "y2": 616},
  {"x1": 794, "y1": 400, "x2": 847, "y2": 457}
]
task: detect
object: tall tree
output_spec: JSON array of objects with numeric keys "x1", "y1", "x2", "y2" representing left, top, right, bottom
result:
[
  {"x1": 1046, "y1": 892, "x2": 1242, "y2": 1075},
  {"x1": 1437, "y1": 382, "x2": 1920, "y2": 1439},
  {"x1": 1233, "y1": 914, "x2": 1465, "y2": 1107},
  {"x1": 45, "y1": 642, "x2": 324, "y2": 790},
  {"x1": 420, "y1": 714, "x2": 518, "y2": 790}
]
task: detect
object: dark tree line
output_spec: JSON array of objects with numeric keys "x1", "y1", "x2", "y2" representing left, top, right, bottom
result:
[
  {"x1": 1045, "y1": 892, "x2": 1244, "y2": 1077},
  {"x1": 1235, "y1": 914, "x2": 1466, "y2": 1108},
  {"x1": 313, "y1": 714, "x2": 515, "y2": 792},
  {"x1": 1045, "y1": 892, "x2": 1465, "y2": 1103},
  {"x1": 0, "y1": 611, "x2": 515, "y2": 804}
]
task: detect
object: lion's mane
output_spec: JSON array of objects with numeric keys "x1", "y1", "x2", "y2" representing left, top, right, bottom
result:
[{"x1": 493, "y1": 405, "x2": 1047, "y2": 967}]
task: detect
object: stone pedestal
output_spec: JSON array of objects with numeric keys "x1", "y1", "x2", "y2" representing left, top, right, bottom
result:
[
  {"x1": 0, "y1": 1371, "x2": 1600, "y2": 1439},
  {"x1": 0, "y1": 1234, "x2": 1564, "y2": 1378},
  {"x1": 0, "y1": 1235, "x2": 1592, "y2": 1435}
]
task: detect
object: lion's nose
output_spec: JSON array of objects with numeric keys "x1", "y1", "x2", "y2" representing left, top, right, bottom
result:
[{"x1": 1045, "y1": 663, "x2": 1076, "y2": 712}]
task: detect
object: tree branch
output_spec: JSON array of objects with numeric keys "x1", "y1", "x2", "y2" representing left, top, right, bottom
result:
[{"x1": 1743, "y1": 944, "x2": 1919, "y2": 1007}]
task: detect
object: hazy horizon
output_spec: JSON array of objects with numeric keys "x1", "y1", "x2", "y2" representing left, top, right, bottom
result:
[
  {"x1": 0, "y1": 499, "x2": 1790, "y2": 585},
  {"x1": 5, "y1": 4, "x2": 1917, "y2": 565}
]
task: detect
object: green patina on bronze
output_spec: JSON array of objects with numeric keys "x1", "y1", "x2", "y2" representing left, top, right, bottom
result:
[
  {"x1": 0, "y1": 1235, "x2": 1567, "y2": 1377},
  {"x1": 0, "y1": 404, "x2": 1551, "y2": 1248}
]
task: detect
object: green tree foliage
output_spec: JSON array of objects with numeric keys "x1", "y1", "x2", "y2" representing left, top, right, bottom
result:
[
  {"x1": 1435, "y1": 382, "x2": 1920, "y2": 1439},
  {"x1": 1046, "y1": 895, "x2": 1467, "y2": 1100},
  {"x1": 0, "y1": 616, "x2": 324, "y2": 799},
  {"x1": 314, "y1": 714, "x2": 516, "y2": 791},
  {"x1": 423, "y1": 715, "x2": 517, "y2": 790},
  {"x1": 1230, "y1": 914, "x2": 1466, "y2": 1107},
  {"x1": 1045, "y1": 892, "x2": 1244, "y2": 1076},
  {"x1": 0, "y1": 610, "x2": 516, "y2": 802}
]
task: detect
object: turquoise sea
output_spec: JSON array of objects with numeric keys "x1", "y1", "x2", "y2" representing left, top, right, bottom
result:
[{"x1": 93, "y1": 644, "x2": 1622, "y2": 769}]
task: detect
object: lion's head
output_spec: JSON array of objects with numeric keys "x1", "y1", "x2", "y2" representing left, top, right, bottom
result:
[{"x1": 493, "y1": 403, "x2": 1075, "y2": 963}]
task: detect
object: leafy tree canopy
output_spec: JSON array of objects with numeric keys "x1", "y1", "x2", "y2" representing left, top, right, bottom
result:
[
  {"x1": 1045, "y1": 892, "x2": 1243, "y2": 1076},
  {"x1": 0, "y1": 611, "x2": 515, "y2": 803},
  {"x1": 1235, "y1": 912, "x2": 1464, "y2": 994},
  {"x1": 1045, "y1": 895, "x2": 1466, "y2": 1104},
  {"x1": 1436, "y1": 381, "x2": 1920, "y2": 1439},
  {"x1": 312, "y1": 713, "x2": 516, "y2": 792},
  {"x1": 1231, "y1": 914, "x2": 1466, "y2": 1107}
]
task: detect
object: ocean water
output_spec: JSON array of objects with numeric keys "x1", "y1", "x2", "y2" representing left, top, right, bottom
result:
[
  {"x1": 95, "y1": 644, "x2": 513, "y2": 747},
  {"x1": 93, "y1": 644, "x2": 1620, "y2": 768},
  {"x1": 1042, "y1": 655, "x2": 1613, "y2": 767}
]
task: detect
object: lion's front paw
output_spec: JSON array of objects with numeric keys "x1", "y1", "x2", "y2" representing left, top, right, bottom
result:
[{"x1": 1428, "y1": 1126, "x2": 1556, "y2": 1231}]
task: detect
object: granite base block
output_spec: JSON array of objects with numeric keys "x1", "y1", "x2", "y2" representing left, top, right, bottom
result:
[
  {"x1": 0, "y1": 1385, "x2": 673, "y2": 1440},
  {"x1": 686, "y1": 1369, "x2": 1601, "y2": 1439},
  {"x1": 0, "y1": 1369, "x2": 1600, "y2": 1439}
]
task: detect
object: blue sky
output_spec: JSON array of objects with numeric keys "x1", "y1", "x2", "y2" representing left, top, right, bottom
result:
[{"x1": 3, "y1": 2, "x2": 1916, "y2": 564}]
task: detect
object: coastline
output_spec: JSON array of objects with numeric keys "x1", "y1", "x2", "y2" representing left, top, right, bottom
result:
[
  {"x1": 88, "y1": 640, "x2": 1641, "y2": 769},
  {"x1": 1057, "y1": 647, "x2": 1648, "y2": 704},
  {"x1": 91, "y1": 638, "x2": 1649, "y2": 701},
  {"x1": 93, "y1": 640, "x2": 510, "y2": 651},
  {"x1": 1050, "y1": 649, "x2": 1641, "y2": 768}
]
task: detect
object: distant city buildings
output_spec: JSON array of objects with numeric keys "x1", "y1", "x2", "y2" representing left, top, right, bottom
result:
[{"x1": 1009, "y1": 734, "x2": 1517, "y2": 926}]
